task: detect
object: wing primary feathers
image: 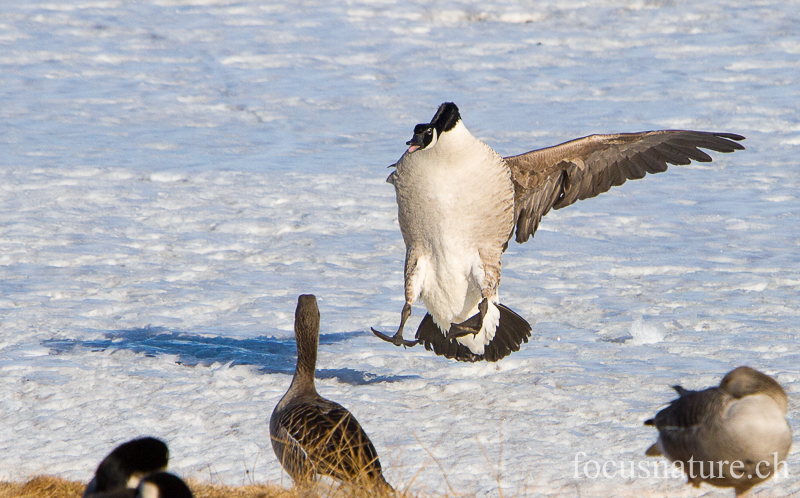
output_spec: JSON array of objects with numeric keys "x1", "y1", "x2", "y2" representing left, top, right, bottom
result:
[{"x1": 506, "y1": 130, "x2": 745, "y2": 243}]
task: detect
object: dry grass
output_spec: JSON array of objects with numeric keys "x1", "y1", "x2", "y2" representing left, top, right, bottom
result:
[
  {"x1": 0, "y1": 476, "x2": 301, "y2": 498},
  {"x1": 0, "y1": 476, "x2": 412, "y2": 498},
  {"x1": 0, "y1": 477, "x2": 84, "y2": 498},
  {"x1": 187, "y1": 479, "x2": 297, "y2": 498}
]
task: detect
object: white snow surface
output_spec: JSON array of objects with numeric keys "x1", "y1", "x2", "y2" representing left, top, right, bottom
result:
[
  {"x1": 628, "y1": 318, "x2": 666, "y2": 346},
  {"x1": 1, "y1": 0, "x2": 799, "y2": 496}
]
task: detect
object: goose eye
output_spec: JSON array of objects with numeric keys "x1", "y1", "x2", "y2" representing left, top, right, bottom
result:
[{"x1": 425, "y1": 129, "x2": 432, "y2": 135}]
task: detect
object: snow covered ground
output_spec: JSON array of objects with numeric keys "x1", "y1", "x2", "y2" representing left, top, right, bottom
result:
[{"x1": 1, "y1": 0, "x2": 799, "y2": 496}]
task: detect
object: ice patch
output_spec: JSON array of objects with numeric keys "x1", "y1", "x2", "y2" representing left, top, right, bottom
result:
[
  {"x1": 497, "y1": 12, "x2": 546, "y2": 24},
  {"x1": 220, "y1": 54, "x2": 292, "y2": 69},
  {"x1": 148, "y1": 172, "x2": 188, "y2": 182},
  {"x1": 143, "y1": 142, "x2": 181, "y2": 150},
  {"x1": 737, "y1": 282, "x2": 769, "y2": 292},
  {"x1": 627, "y1": 318, "x2": 666, "y2": 345},
  {"x1": 607, "y1": 265, "x2": 701, "y2": 277},
  {"x1": 726, "y1": 60, "x2": 800, "y2": 71}
]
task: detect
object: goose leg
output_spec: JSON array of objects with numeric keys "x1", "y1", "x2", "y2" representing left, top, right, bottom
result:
[
  {"x1": 446, "y1": 298, "x2": 488, "y2": 340},
  {"x1": 371, "y1": 302, "x2": 419, "y2": 347}
]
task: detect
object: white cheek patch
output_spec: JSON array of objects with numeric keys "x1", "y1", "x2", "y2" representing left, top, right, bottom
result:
[
  {"x1": 139, "y1": 482, "x2": 160, "y2": 498},
  {"x1": 427, "y1": 129, "x2": 438, "y2": 148},
  {"x1": 127, "y1": 473, "x2": 144, "y2": 489}
]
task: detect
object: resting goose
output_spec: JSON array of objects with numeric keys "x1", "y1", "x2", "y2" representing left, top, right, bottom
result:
[
  {"x1": 134, "y1": 472, "x2": 193, "y2": 498},
  {"x1": 83, "y1": 437, "x2": 169, "y2": 497},
  {"x1": 83, "y1": 437, "x2": 192, "y2": 498},
  {"x1": 372, "y1": 102, "x2": 745, "y2": 362},
  {"x1": 270, "y1": 294, "x2": 393, "y2": 493},
  {"x1": 645, "y1": 366, "x2": 792, "y2": 496}
]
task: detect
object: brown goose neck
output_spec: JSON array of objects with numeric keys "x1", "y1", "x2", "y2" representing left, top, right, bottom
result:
[{"x1": 292, "y1": 294, "x2": 320, "y2": 393}]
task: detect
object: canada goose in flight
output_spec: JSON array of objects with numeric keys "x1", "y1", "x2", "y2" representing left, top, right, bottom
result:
[
  {"x1": 83, "y1": 437, "x2": 169, "y2": 498},
  {"x1": 645, "y1": 366, "x2": 792, "y2": 496},
  {"x1": 371, "y1": 102, "x2": 745, "y2": 362},
  {"x1": 270, "y1": 295, "x2": 393, "y2": 493}
]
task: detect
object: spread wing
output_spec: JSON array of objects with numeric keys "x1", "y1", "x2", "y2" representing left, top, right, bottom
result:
[
  {"x1": 504, "y1": 130, "x2": 745, "y2": 243},
  {"x1": 276, "y1": 401, "x2": 384, "y2": 484}
]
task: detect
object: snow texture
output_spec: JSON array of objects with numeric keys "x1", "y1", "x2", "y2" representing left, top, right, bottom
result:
[{"x1": 1, "y1": 0, "x2": 799, "y2": 496}]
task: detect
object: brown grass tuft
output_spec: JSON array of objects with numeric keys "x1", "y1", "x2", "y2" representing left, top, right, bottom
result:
[
  {"x1": 0, "y1": 476, "x2": 84, "y2": 498},
  {"x1": 0, "y1": 477, "x2": 408, "y2": 498},
  {"x1": 186, "y1": 479, "x2": 295, "y2": 498}
]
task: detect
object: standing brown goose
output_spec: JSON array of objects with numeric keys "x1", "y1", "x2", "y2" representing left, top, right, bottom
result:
[
  {"x1": 371, "y1": 102, "x2": 745, "y2": 362},
  {"x1": 270, "y1": 295, "x2": 393, "y2": 493},
  {"x1": 645, "y1": 366, "x2": 792, "y2": 496}
]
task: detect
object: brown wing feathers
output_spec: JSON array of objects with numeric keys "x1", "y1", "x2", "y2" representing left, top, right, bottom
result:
[
  {"x1": 644, "y1": 386, "x2": 723, "y2": 430},
  {"x1": 278, "y1": 402, "x2": 384, "y2": 484},
  {"x1": 506, "y1": 131, "x2": 745, "y2": 243},
  {"x1": 511, "y1": 170, "x2": 568, "y2": 250}
]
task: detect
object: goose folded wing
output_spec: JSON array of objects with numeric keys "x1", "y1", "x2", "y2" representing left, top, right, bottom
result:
[
  {"x1": 645, "y1": 387, "x2": 724, "y2": 430},
  {"x1": 505, "y1": 130, "x2": 745, "y2": 244},
  {"x1": 280, "y1": 403, "x2": 382, "y2": 480}
]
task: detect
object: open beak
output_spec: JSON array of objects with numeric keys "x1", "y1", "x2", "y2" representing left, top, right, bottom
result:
[{"x1": 406, "y1": 134, "x2": 424, "y2": 153}]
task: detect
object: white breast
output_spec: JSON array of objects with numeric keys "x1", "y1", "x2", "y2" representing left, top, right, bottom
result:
[{"x1": 392, "y1": 121, "x2": 514, "y2": 327}]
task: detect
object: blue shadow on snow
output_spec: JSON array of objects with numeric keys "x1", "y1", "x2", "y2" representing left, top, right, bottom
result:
[{"x1": 42, "y1": 327, "x2": 414, "y2": 385}]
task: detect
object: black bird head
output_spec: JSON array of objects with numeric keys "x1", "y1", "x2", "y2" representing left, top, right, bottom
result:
[
  {"x1": 90, "y1": 437, "x2": 169, "y2": 494},
  {"x1": 406, "y1": 102, "x2": 461, "y2": 153}
]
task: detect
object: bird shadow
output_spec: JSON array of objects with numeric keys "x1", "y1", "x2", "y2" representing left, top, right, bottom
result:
[{"x1": 42, "y1": 327, "x2": 415, "y2": 385}]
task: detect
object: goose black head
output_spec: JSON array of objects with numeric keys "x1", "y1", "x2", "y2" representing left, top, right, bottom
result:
[
  {"x1": 406, "y1": 102, "x2": 461, "y2": 153},
  {"x1": 92, "y1": 437, "x2": 169, "y2": 493}
]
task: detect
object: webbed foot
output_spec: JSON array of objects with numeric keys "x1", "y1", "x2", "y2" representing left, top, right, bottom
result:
[
  {"x1": 371, "y1": 302, "x2": 419, "y2": 348},
  {"x1": 371, "y1": 328, "x2": 419, "y2": 347},
  {"x1": 446, "y1": 299, "x2": 489, "y2": 340}
]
